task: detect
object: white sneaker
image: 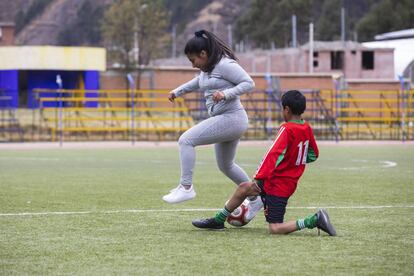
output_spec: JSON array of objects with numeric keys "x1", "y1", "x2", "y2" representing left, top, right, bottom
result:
[
  {"x1": 245, "y1": 197, "x2": 263, "y2": 221},
  {"x1": 162, "y1": 184, "x2": 196, "y2": 204}
]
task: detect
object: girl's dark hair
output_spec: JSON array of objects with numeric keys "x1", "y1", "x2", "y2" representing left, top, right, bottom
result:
[
  {"x1": 184, "y1": 29, "x2": 237, "y2": 72},
  {"x1": 281, "y1": 90, "x2": 306, "y2": 115}
]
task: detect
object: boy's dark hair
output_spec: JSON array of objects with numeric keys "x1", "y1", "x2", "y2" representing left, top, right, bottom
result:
[
  {"x1": 184, "y1": 29, "x2": 237, "y2": 72},
  {"x1": 281, "y1": 90, "x2": 306, "y2": 115}
]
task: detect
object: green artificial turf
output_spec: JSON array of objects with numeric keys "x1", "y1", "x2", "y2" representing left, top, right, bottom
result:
[{"x1": 1, "y1": 143, "x2": 413, "y2": 275}]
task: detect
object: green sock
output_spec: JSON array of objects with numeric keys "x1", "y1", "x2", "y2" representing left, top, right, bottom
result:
[
  {"x1": 296, "y1": 214, "x2": 317, "y2": 230},
  {"x1": 214, "y1": 206, "x2": 231, "y2": 223}
]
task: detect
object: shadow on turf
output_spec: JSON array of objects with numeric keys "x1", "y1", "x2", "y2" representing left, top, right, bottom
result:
[{"x1": 188, "y1": 226, "x2": 333, "y2": 237}]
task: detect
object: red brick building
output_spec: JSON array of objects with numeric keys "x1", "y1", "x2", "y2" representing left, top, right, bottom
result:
[
  {"x1": 153, "y1": 41, "x2": 395, "y2": 80},
  {"x1": 0, "y1": 22, "x2": 15, "y2": 46},
  {"x1": 237, "y1": 41, "x2": 394, "y2": 79}
]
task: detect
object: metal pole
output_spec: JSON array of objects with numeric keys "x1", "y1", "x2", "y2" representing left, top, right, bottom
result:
[
  {"x1": 265, "y1": 74, "x2": 273, "y2": 137},
  {"x1": 266, "y1": 53, "x2": 271, "y2": 73},
  {"x1": 292, "y1": 15, "x2": 297, "y2": 48},
  {"x1": 127, "y1": 74, "x2": 135, "y2": 145},
  {"x1": 134, "y1": 27, "x2": 139, "y2": 65},
  {"x1": 333, "y1": 76, "x2": 341, "y2": 143},
  {"x1": 399, "y1": 75, "x2": 406, "y2": 142},
  {"x1": 213, "y1": 21, "x2": 218, "y2": 34},
  {"x1": 172, "y1": 24, "x2": 176, "y2": 58},
  {"x1": 309, "y1": 23, "x2": 314, "y2": 73},
  {"x1": 227, "y1": 24, "x2": 233, "y2": 49},
  {"x1": 341, "y1": 7, "x2": 346, "y2": 43},
  {"x1": 252, "y1": 58, "x2": 256, "y2": 73},
  {"x1": 56, "y1": 75, "x2": 63, "y2": 147},
  {"x1": 59, "y1": 92, "x2": 62, "y2": 146}
]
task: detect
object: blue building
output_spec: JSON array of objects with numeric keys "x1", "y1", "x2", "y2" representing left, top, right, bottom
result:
[{"x1": 0, "y1": 46, "x2": 106, "y2": 108}]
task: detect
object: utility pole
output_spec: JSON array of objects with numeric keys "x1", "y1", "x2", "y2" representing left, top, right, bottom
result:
[
  {"x1": 213, "y1": 21, "x2": 218, "y2": 34},
  {"x1": 171, "y1": 24, "x2": 176, "y2": 58},
  {"x1": 341, "y1": 6, "x2": 345, "y2": 43},
  {"x1": 227, "y1": 25, "x2": 233, "y2": 49},
  {"x1": 56, "y1": 74, "x2": 63, "y2": 147},
  {"x1": 292, "y1": 15, "x2": 297, "y2": 48},
  {"x1": 309, "y1": 23, "x2": 314, "y2": 73}
]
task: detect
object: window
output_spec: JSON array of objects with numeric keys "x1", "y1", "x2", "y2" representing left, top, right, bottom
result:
[
  {"x1": 313, "y1": 51, "x2": 319, "y2": 58},
  {"x1": 331, "y1": 51, "x2": 344, "y2": 70},
  {"x1": 362, "y1": 51, "x2": 374, "y2": 70},
  {"x1": 313, "y1": 60, "x2": 319, "y2": 67}
]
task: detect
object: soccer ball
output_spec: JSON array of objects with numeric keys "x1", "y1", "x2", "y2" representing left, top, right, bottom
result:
[{"x1": 226, "y1": 201, "x2": 250, "y2": 227}]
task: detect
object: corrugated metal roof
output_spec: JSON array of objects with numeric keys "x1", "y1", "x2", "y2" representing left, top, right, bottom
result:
[
  {"x1": 301, "y1": 40, "x2": 394, "y2": 51},
  {"x1": 375, "y1": 28, "x2": 414, "y2": 40},
  {"x1": 0, "y1": 22, "x2": 15, "y2": 27}
]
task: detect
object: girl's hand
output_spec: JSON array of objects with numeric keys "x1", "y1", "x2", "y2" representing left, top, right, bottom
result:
[
  {"x1": 168, "y1": 92, "x2": 176, "y2": 102},
  {"x1": 212, "y1": 91, "x2": 225, "y2": 103}
]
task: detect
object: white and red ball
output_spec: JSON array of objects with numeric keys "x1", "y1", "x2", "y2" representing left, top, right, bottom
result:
[{"x1": 226, "y1": 200, "x2": 250, "y2": 227}]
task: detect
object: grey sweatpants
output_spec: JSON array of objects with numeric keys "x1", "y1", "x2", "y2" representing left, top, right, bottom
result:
[{"x1": 178, "y1": 109, "x2": 250, "y2": 186}]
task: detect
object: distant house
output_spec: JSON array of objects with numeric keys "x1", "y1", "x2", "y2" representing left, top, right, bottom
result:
[
  {"x1": 235, "y1": 41, "x2": 395, "y2": 79},
  {"x1": 152, "y1": 40, "x2": 395, "y2": 80},
  {"x1": 302, "y1": 41, "x2": 394, "y2": 79}
]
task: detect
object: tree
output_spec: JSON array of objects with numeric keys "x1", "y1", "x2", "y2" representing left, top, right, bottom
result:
[
  {"x1": 14, "y1": 0, "x2": 53, "y2": 34},
  {"x1": 236, "y1": 0, "x2": 313, "y2": 48},
  {"x1": 315, "y1": 0, "x2": 342, "y2": 41},
  {"x1": 102, "y1": 0, "x2": 169, "y2": 76},
  {"x1": 357, "y1": 0, "x2": 414, "y2": 41},
  {"x1": 314, "y1": 0, "x2": 380, "y2": 41},
  {"x1": 234, "y1": 0, "x2": 387, "y2": 47},
  {"x1": 162, "y1": 0, "x2": 212, "y2": 32},
  {"x1": 58, "y1": 0, "x2": 105, "y2": 46}
]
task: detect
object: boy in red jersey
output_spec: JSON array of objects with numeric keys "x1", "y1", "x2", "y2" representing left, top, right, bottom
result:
[{"x1": 192, "y1": 90, "x2": 336, "y2": 236}]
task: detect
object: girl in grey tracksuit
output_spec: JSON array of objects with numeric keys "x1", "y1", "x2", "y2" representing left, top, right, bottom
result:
[{"x1": 162, "y1": 30, "x2": 255, "y2": 204}]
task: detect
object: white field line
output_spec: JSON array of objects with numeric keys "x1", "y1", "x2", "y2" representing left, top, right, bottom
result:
[
  {"x1": 0, "y1": 140, "x2": 413, "y2": 150},
  {"x1": 1, "y1": 205, "x2": 413, "y2": 217},
  {"x1": 0, "y1": 157, "x2": 398, "y2": 170}
]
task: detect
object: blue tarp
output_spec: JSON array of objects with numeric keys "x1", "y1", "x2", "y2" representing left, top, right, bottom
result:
[
  {"x1": 28, "y1": 70, "x2": 79, "y2": 108},
  {"x1": 84, "y1": 71, "x2": 99, "y2": 108},
  {"x1": 0, "y1": 70, "x2": 18, "y2": 108},
  {"x1": 0, "y1": 69, "x2": 100, "y2": 108},
  {"x1": 23, "y1": 70, "x2": 100, "y2": 108}
]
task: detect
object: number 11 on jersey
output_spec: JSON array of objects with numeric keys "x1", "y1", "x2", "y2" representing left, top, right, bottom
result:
[{"x1": 296, "y1": 140, "x2": 309, "y2": 166}]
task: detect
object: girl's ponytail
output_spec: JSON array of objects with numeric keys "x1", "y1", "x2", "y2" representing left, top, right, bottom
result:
[{"x1": 185, "y1": 29, "x2": 237, "y2": 72}]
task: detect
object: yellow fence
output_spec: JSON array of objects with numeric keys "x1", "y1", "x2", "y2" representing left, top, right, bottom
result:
[
  {"x1": 33, "y1": 89, "x2": 194, "y2": 141},
  {"x1": 320, "y1": 89, "x2": 414, "y2": 140},
  {"x1": 2, "y1": 88, "x2": 411, "y2": 142}
]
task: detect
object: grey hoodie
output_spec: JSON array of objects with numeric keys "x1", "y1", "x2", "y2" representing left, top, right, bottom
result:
[{"x1": 172, "y1": 57, "x2": 255, "y2": 116}]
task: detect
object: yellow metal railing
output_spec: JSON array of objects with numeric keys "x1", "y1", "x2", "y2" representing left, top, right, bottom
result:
[
  {"x1": 29, "y1": 88, "x2": 414, "y2": 141},
  {"x1": 321, "y1": 89, "x2": 414, "y2": 140},
  {"x1": 33, "y1": 88, "x2": 194, "y2": 142}
]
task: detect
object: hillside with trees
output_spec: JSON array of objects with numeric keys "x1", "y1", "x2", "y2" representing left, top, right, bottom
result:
[
  {"x1": 235, "y1": 0, "x2": 413, "y2": 48},
  {"x1": 0, "y1": 0, "x2": 412, "y2": 55}
]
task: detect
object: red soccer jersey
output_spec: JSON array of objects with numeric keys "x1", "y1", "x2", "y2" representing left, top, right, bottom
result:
[{"x1": 254, "y1": 120, "x2": 319, "y2": 197}]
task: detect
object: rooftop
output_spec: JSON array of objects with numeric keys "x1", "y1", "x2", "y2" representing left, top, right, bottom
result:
[
  {"x1": 375, "y1": 28, "x2": 414, "y2": 41},
  {"x1": 0, "y1": 46, "x2": 106, "y2": 71},
  {"x1": 0, "y1": 22, "x2": 15, "y2": 27},
  {"x1": 301, "y1": 40, "x2": 393, "y2": 51}
]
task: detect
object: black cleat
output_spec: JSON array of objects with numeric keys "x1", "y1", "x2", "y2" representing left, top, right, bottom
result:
[
  {"x1": 192, "y1": 218, "x2": 225, "y2": 230},
  {"x1": 316, "y1": 209, "x2": 337, "y2": 236}
]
